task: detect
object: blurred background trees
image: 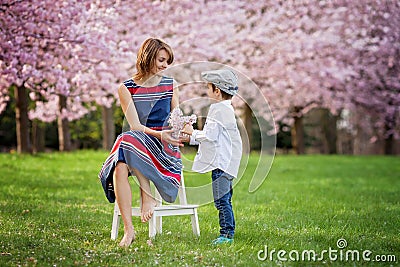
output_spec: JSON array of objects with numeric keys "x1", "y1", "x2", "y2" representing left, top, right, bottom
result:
[{"x1": 1, "y1": 0, "x2": 399, "y2": 154}]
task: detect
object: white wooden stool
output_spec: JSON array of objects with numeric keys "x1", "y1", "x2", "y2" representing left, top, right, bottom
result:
[{"x1": 111, "y1": 173, "x2": 200, "y2": 239}]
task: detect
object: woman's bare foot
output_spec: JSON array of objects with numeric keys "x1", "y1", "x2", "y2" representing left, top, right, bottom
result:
[
  {"x1": 119, "y1": 228, "x2": 136, "y2": 247},
  {"x1": 140, "y1": 193, "x2": 157, "y2": 223}
]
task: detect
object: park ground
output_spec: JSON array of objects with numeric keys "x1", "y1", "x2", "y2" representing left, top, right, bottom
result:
[{"x1": 0, "y1": 151, "x2": 399, "y2": 266}]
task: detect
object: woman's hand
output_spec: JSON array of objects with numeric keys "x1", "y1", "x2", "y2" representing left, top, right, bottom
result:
[
  {"x1": 179, "y1": 134, "x2": 190, "y2": 143},
  {"x1": 160, "y1": 129, "x2": 183, "y2": 147}
]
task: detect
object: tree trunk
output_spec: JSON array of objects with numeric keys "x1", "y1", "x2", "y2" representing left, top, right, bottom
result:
[
  {"x1": 291, "y1": 116, "x2": 305, "y2": 154},
  {"x1": 243, "y1": 103, "x2": 253, "y2": 151},
  {"x1": 237, "y1": 103, "x2": 252, "y2": 154},
  {"x1": 384, "y1": 116, "x2": 395, "y2": 155},
  {"x1": 320, "y1": 109, "x2": 338, "y2": 154},
  {"x1": 102, "y1": 105, "x2": 115, "y2": 150},
  {"x1": 32, "y1": 119, "x2": 45, "y2": 153},
  {"x1": 384, "y1": 133, "x2": 395, "y2": 155},
  {"x1": 383, "y1": 123, "x2": 396, "y2": 155},
  {"x1": 57, "y1": 95, "x2": 71, "y2": 151},
  {"x1": 15, "y1": 86, "x2": 31, "y2": 153}
]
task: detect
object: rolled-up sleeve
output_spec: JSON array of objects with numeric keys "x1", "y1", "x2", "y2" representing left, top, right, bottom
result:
[
  {"x1": 191, "y1": 118, "x2": 221, "y2": 144},
  {"x1": 189, "y1": 131, "x2": 200, "y2": 145}
]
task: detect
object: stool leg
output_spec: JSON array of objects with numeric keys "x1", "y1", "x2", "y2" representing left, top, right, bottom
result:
[
  {"x1": 191, "y1": 208, "x2": 200, "y2": 236},
  {"x1": 149, "y1": 215, "x2": 157, "y2": 238},
  {"x1": 111, "y1": 203, "x2": 120, "y2": 240},
  {"x1": 156, "y1": 216, "x2": 162, "y2": 234}
]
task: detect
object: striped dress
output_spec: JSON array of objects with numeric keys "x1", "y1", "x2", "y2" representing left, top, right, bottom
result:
[{"x1": 99, "y1": 76, "x2": 182, "y2": 203}]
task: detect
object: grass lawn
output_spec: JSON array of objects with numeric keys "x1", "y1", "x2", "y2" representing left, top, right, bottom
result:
[{"x1": 0, "y1": 151, "x2": 399, "y2": 266}]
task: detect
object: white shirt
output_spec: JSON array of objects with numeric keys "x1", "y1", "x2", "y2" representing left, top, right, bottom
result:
[{"x1": 189, "y1": 100, "x2": 242, "y2": 177}]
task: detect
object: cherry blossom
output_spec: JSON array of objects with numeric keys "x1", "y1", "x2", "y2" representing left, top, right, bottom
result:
[
  {"x1": 1, "y1": 0, "x2": 399, "y2": 153},
  {"x1": 168, "y1": 107, "x2": 197, "y2": 138}
]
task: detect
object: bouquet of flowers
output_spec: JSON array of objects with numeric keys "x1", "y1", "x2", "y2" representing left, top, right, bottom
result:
[{"x1": 168, "y1": 107, "x2": 197, "y2": 138}]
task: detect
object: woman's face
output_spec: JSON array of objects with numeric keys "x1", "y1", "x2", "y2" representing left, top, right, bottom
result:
[{"x1": 151, "y1": 49, "x2": 169, "y2": 74}]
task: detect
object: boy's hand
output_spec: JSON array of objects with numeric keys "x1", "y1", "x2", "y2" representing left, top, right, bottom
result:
[
  {"x1": 179, "y1": 134, "x2": 190, "y2": 143},
  {"x1": 181, "y1": 123, "x2": 194, "y2": 135}
]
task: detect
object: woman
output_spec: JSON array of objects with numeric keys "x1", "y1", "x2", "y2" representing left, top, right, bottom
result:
[{"x1": 99, "y1": 38, "x2": 182, "y2": 247}]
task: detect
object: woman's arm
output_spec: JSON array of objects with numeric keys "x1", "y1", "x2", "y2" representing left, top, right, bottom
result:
[
  {"x1": 118, "y1": 84, "x2": 181, "y2": 146},
  {"x1": 118, "y1": 84, "x2": 162, "y2": 140},
  {"x1": 118, "y1": 84, "x2": 142, "y2": 131}
]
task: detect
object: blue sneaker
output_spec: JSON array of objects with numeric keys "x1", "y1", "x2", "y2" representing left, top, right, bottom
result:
[{"x1": 211, "y1": 236, "x2": 233, "y2": 245}]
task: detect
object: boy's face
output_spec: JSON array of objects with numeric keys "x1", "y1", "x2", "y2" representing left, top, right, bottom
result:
[{"x1": 207, "y1": 83, "x2": 222, "y2": 101}]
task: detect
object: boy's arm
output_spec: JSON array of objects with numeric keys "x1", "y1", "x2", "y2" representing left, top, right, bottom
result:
[
  {"x1": 182, "y1": 118, "x2": 221, "y2": 144},
  {"x1": 191, "y1": 120, "x2": 219, "y2": 142},
  {"x1": 188, "y1": 132, "x2": 200, "y2": 145},
  {"x1": 181, "y1": 106, "x2": 222, "y2": 145}
]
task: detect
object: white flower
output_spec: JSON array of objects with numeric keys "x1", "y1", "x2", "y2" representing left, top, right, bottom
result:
[{"x1": 168, "y1": 107, "x2": 197, "y2": 138}]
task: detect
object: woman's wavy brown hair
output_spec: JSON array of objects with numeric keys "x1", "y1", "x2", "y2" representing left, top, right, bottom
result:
[{"x1": 133, "y1": 38, "x2": 174, "y2": 81}]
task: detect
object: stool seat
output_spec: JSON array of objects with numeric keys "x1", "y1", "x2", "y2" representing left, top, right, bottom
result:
[{"x1": 111, "y1": 172, "x2": 200, "y2": 239}]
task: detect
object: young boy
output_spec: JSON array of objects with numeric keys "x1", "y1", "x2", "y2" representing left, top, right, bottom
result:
[{"x1": 182, "y1": 69, "x2": 242, "y2": 245}]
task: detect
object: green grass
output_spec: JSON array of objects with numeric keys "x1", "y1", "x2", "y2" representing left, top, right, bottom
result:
[{"x1": 0, "y1": 151, "x2": 399, "y2": 266}]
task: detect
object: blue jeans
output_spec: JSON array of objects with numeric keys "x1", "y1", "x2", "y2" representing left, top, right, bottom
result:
[{"x1": 212, "y1": 169, "x2": 235, "y2": 239}]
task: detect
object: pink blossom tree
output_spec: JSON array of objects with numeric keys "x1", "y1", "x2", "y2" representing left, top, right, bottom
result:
[
  {"x1": 230, "y1": 1, "x2": 356, "y2": 154},
  {"x1": 224, "y1": 0, "x2": 399, "y2": 154},
  {"x1": 2, "y1": 0, "x2": 399, "y2": 154},
  {"x1": 1, "y1": 0, "x2": 87, "y2": 152},
  {"x1": 0, "y1": 1, "x2": 128, "y2": 151},
  {"x1": 59, "y1": 0, "x2": 400, "y2": 155},
  {"x1": 338, "y1": 0, "x2": 400, "y2": 154}
]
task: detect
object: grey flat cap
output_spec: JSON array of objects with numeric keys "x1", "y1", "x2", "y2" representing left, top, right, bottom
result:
[{"x1": 201, "y1": 69, "x2": 238, "y2": 95}]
